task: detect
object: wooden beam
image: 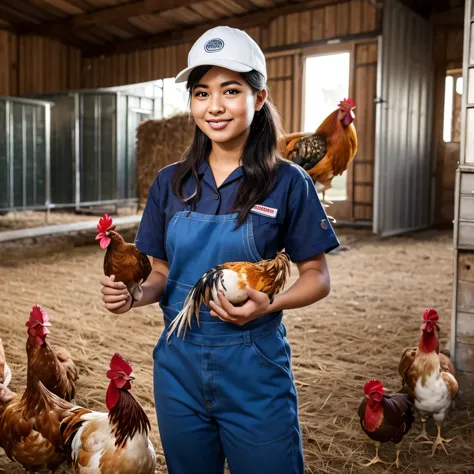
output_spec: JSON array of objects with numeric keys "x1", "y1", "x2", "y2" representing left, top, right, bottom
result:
[
  {"x1": 84, "y1": 0, "x2": 350, "y2": 57},
  {"x1": 33, "y1": 0, "x2": 201, "y2": 31},
  {"x1": 0, "y1": 5, "x2": 85, "y2": 49}
]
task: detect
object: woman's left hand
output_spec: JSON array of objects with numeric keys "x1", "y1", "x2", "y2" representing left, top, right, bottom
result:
[{"x1": 209, "y1": 287, "x2": 271, "y2": 325}]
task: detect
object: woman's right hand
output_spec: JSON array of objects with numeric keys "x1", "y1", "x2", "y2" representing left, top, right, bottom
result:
[{"x1": 100, "y1": 275, "x2": 132, "y2": 314}]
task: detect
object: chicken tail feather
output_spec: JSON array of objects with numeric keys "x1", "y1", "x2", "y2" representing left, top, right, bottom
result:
[{"x1": 167, "y1": 267, "x2": 224, "y2": 340}]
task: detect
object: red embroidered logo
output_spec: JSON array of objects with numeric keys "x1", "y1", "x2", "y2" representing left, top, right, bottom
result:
[{"x1": 320, "y1": 219, "x2": 328, "y2": 230}]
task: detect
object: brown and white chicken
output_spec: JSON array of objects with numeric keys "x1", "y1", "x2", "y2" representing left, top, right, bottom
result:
[
  {"x1": 60, "y1": 353, "x2": 156, "y2": 474},
  {"x1": 0, "y1": 337, "x2": 12, "y2": 387},
  {"x1": 26, "y1": 305, "x2": 78, "y2": 401},
  {"x1": 398, "y1": 308, "x2": 458, "y2": 455},
  {"x1": 168, "y1": 251, "x2": 291, "y2": 339},
  {"x1": 96, "y1": 213, "x2": 152, "y2": 301},
  {"x1": 0, "y1": 372, "x2": 74, "y2": 472}
]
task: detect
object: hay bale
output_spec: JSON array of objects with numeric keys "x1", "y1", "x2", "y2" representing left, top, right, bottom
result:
[{"x1": 136, "y1": 114, "x2": 196, "y2": 205}]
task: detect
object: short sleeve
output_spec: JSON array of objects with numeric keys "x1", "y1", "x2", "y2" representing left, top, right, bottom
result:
[
  {"x1": 135, "y1": 175, "x2": 167, "y2": 260},
  {"x1": 283, "y1": 174, "x2": 339, "y2": 262}
]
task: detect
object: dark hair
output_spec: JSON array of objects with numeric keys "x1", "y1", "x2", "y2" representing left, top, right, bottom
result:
[{"x1": 172, "y1": 65, "x2": 284, "y2": 227}]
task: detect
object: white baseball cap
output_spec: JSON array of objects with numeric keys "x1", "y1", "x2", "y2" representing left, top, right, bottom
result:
[{"x1": 175, "y1": 26, "x2": 267, "y2": 84}]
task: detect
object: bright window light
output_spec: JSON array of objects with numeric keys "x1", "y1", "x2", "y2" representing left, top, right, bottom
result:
[{"x1": 303, "y1": 52, "x2": 351, "y2": 200}]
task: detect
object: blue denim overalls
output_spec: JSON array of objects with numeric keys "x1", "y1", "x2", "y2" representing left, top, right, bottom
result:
[{"x1": 153, "y1": 210, "x2": 304, "y2": 474}]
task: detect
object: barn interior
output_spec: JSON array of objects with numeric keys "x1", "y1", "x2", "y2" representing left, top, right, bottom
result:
[{"x1": 0, "y1": 0, "x2": 473, "y2": 473}]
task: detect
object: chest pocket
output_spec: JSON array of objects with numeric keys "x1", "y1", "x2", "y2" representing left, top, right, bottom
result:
[{"x1": 250, "y1": 202, "x2": 284, "y2": 258}]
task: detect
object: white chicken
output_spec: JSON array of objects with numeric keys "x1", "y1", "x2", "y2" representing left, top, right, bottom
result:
[{"x1": 60, "y1": 353, "x2": 156, "y2": 473}]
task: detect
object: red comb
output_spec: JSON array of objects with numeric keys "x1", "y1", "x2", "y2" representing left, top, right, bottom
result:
[
  {"x1": 29, "y1": 305, "x2": 51, "y2": 326},
  {"x1": 109, "y1": 353, "x2": 132, "y2": 376},
  {"x1": 97, "y1": 214, "x2": 113, "y2": 233},
  {"x1": 364, "y1": 379, "x2": 385, "y2": 396},
  {"x1": 338, "y1": 97, "x2": 356, "y2": 109},
  {"x1": 422, "y1": 309, "x2": 439, "y2": 323}
]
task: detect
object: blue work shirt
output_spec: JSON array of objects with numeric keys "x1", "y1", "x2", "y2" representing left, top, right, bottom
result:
[{"x1": 135, "y1": 160, "x2": 339, "y2": 263}]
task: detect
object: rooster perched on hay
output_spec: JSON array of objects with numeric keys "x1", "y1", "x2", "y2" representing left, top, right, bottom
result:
[
  {"x1": 26, "y1": 305, "x2": 78, "y2": 401},
  {"x1": 358, "y1": 379, "x2": 415, "y2": 467},
  {"x1": 96, "y1": 213, "x2": 152, "y2": 302},
  {"x1": 61, "y1": 353, "x2": 156, "y2": 474},
  {"x1": 398, "y1": 309, "x2": 458, "y2": 455},
  {"x1": 279, "y1": 98, "x2": 358, "y2": 200},
  {"x1": 168, "y1": 252, "x2": 291, "y2": 339}
]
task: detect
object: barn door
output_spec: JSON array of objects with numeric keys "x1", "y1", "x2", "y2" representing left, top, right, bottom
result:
[
  {"x1": 266, "y1": 51, "x2": 302, "y2": 133},
  {"x1": 373, "y1": 0, "x2": 434, "y2": 236}
]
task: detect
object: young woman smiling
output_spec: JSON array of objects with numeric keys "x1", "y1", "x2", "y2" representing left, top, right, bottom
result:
[{"x1": 100, "y1": 25, "x2": 339, "y2": 474}]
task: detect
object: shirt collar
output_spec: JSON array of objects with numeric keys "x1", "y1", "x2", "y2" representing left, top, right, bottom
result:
[{"x1": 198, "y1": 160, "x2": 244, "y2": 189}]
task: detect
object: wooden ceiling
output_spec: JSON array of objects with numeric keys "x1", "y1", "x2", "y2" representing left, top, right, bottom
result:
[{"x1": 0, "y1": 0, "x2": 465, "y2": 57}]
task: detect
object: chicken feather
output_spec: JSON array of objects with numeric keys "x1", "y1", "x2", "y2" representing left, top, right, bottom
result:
[{"x1": 167, "y1": 252, "x2": 291, "y2": 339}]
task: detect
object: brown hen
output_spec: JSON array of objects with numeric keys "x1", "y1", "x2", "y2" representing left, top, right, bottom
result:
[
  {"x1": 26, "y1": 305, "x2": 78, "y2": 401},
  {"x1": 96, "y1": 214, "x2": 152, "y2": 302}
]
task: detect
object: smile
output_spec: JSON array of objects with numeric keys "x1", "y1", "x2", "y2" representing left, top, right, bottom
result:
[{"x1": 207, "y1": 120, "x2": 232, "y2": 130}]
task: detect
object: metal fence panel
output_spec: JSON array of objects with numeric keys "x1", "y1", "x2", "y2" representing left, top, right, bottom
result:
[
  {"x1": 0, "y1": 97, "x2": 51, "y2": 213},
  {"x1": 50, "y1": 95, "x2": 75, "y2": 205}
]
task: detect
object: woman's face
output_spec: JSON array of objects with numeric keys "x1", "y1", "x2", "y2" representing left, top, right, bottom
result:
[{"x1": 190, "y1": 67, "x2": 266, "y2": 146}]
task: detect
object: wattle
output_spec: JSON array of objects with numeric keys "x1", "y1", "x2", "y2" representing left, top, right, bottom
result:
[
  {"x1": 100, "y1": 236, "x2": 111, "y2": 249},
  {"x1": 106, "y1": 381, "x2": 119, "y2": 410}
]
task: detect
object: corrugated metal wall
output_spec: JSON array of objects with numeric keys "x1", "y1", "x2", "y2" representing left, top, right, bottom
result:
[{"x1": 373, "y1": 0, "x2": 434, "y2": 236}]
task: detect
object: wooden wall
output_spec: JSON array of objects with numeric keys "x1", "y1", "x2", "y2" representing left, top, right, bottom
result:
[
  {"x1": 0, "y1": 31, "x2": 81, "y2": 96},
  {"x1": 432, "y1": 21, "x2": 464, "y2": 225},
  {"x1": 352, "y1": 40, "x2": 377, "y2": 222},
  {"x1": 0, "y1": 0, "x2": 379, "y2": 223},
  {"x1": 82, "y1": 0, "x2": 379, "y2": 89}
]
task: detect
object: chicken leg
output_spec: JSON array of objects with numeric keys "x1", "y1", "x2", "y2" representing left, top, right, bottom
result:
[
  {"x1": 394, "y1": 443, "x2": 402, "y2": 468},
  {"x1": 431, "y1": 420, "x2": 454, "y2": 456},
  {"x1": 415, "y1": 418, "x2": 431, "y2": 442},
  {"x1": 362, "y1": 441, "x2": 386, "y2": 467}
]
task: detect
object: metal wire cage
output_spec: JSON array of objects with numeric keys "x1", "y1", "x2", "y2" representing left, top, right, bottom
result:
[
  {"x1": 0, "y1": 97, "x2": 52, "y2": 214},
  {"x1": 33, "y1": 87, "x2": 157, "y2": 212}
]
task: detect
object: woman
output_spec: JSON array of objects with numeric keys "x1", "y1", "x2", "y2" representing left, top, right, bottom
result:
[{"x1": 100, "y1": 26, "x2": 339, "y2": 474}]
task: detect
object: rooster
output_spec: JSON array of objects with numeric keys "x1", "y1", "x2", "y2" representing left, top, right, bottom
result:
[
  {"x1": 60, "y1": 353, "x2": 156, "y2": 474},
  {"x1": 168, "y1": 251, "x2": 291, "y2": 339},
  {"x1": 0, "y1": 375, "x2": 73, "y2": 472},
  {"x1": 0, "y1": 337, "x2": 11, "y2": 387},
  {"x1": 358, "y1": 379, "x2": 415, "y2": 467},
  {"x1": 279, "y1": 98, "x2": 358, "y2": 199},
  {"x1": 96, "y1": 213, "x2": 152, "y2": 302},
  {"x1": 26, "y1": 305, "x2": 78, "y2": 401},
  {"x1": 398, "y1": 308, "x2": 458, "y2": 455}
]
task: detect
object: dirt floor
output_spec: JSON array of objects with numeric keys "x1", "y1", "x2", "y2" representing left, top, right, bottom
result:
[{"x1": 1, "y1": 227, "x2": 473, "y2": 474}]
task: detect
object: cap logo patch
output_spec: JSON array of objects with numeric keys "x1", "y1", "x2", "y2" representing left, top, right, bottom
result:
[
  {"x1": 321, "y1": 219, "x2": 328, "y2": 230},
  {"x1": 205, "y1": 38, "x2": 224, "y2": 53}
]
